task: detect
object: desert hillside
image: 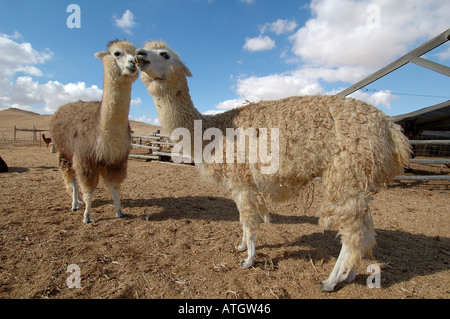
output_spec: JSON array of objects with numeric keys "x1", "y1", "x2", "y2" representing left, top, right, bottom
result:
[{"x1": 0, "y1": 108, "x2": 160, "y2": 141}]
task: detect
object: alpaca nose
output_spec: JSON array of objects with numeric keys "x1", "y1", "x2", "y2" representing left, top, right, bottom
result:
[
  {"x1": 136, "y1": 49, "x2": 147, "y2": 57},
  {"x1": 135, "y1": 49, "x2": 150, "y2": 64},
  {"x1": 126, "y1": 57, "x2": 137, "y2": 73},
  {"x1": 135, "y1": 55, "x2": 150, "y2": 66}
]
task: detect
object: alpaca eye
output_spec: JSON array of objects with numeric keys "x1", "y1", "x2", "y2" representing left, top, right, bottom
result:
[
  {"x1": 114, "y1": 51, "x2": 121, "y2": 57},
  {"x1": 160, "y1": 52, "x2": 170, "y2": 60}
]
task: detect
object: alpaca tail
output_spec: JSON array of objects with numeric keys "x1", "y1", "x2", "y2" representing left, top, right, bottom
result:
[{"x1": 386, "y1": 117, "x2": 412, "y2": 178}]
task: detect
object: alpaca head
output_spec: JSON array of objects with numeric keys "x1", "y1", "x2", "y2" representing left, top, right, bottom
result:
[
  {"x1": 95, "y1": 40, "x2": 139, "y2": 83},
  {"x1": 135, "y1": 41, "x2": 192, "y2": 94}
]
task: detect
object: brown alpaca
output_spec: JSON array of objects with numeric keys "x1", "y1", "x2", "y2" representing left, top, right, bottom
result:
[
  {"x1": 51, "y1": 40, "x2": 139, "y2": 224},
  {"x1": 136, "y1": 41, "x2": 411, "y2": 291},
  {"x1": 42, "y1": 134, "x2": 52, "y2": 147}
]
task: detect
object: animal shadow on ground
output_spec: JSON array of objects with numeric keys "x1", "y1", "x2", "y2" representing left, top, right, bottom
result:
[
  {"x1": 120, "y1": 196, "x2": 319, "y2": 225},
  {"x1": 262, "y1": 228, "x2": 449, "y2": 289},
  {"x1": 4, "y1": 167, "x2": 29, "y2": 173},
  {"x1": 390, "y1": 180, "x2": 449, "y2": 191},
  {"x1": 92, "y1": 195, "x2": 449, "y2": 290},
  {"x1": 32, "y1": 166, "x2": 58, "y2": 171}
]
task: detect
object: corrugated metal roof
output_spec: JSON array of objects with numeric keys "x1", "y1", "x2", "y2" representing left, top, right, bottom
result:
[{"x1": 391, "y1": 100, "x2": 450, "y2": 131}]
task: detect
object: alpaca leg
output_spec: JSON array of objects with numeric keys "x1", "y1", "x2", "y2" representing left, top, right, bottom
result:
[
  {"x1": 69, "y1": 179, "x2": 81, "y2": 211},
  {"x1": 83, "y1": 192, "x2": 94, "y2": 224},
  {"x1": 77, "y1": 167, "x2": 99, "y2": 224},
  {"x1": 240, "y1": 224, "x2": 255, "y2": 268},
  {"x1": 102, "y1": 164, "x2": 127, "y2": 219},
  {"x1": 320, "y1": 243, "x2": 347, "y2": 291},
  {"x1": 60, "y1": 157, "x2": 82, "y2": 212},
  {"x1": 233, "y1": 187, "x2": 268, "y2": 269},
  {"x1": 320, "y1": 195, "x2": 376, "y2": 291},
  {"x1": 108, "y1": 183, "x2": 127, "y2": 219},
  {"x1": 237, "y1": 226, "x2": 247, "y2": 252},
  {"x1": 77, "y1": 189, "x2": 84, "y2": 205},
  {"x1": 320, "y1": 243, "x2": 355, "y2": 291},
  {"x1": 319, "y1": 145, "x2": 378, "y2": 291}
]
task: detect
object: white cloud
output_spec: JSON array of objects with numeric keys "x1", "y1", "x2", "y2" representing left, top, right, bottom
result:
[
  {"x1": 436, "y1": 46, "x2": 450, "y2": 61},
  {"x1": 130, "y1": 115, "x2": 160, "y2": 126},
  {"x1": 40, "y1": 80, "x2": 103, "y2": 113},
  {"x1": 131, "y1": 97, "x2": 142, "y2": 107},
  {"x1": 290, "y1": 0, "x2": 450, "y2": 69},
  {"x1": 113, "y1": 10, "x2": 137, "y2": 35},
  {"x1": 210, "y1": 0, "x2": 449, "y2": 115},
  {"x1": 236, "y1": 72, "x2": 323, "y2": 100},
  {"x1": 203, "y1": 97, "x2": 260, "y2": 115},
  {"x1": 203, "y1": 109, "x2": 225, "y2": 116},
  {"x1": 1, "y1": 31, "x2": 23, "y2": 40},
  {"x1": 0, "y1": 33, "x2": 52, "y2": 78},
  {"x1": 14, "y1": 65, "x2": 43, "y2": 77},
  {"x1": 243, "y1": 35, "x2": 276, "y2": 52},
  {"x1": 349, "y1": 90, "x2": 397, "y2": 110},
  {"x1": 203, "y1": 66, "x2": 369, "y2": 114},
  {"x1": 1, "y1": 76, "x2": 43, "y2": 107},
  {"x1": 0, "y1": 33, "x2": 107, "y2": 114},
  {"x1": 1, "y1": 76, "x2": 103, "y2": 113},
  {"x1": 260, "y1": 19, "x2": 298, "y2": 35},
  {"x1": 243, "y1": 19, "x2": 297, "y2": 53},
  {"x1": 299, "y1": 66, "x2": 369, "y2": 84},
  {"x1": 0, "y1": 77, "x2": 12, "y2": 97}
]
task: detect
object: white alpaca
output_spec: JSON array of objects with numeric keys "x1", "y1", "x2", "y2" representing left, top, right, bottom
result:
[
  {"x1": 51, "y1": 40, "x2": 139, "y2": 224},
  {"x1": 136, "y1": 41, "x2": 411, "y2": 291}
]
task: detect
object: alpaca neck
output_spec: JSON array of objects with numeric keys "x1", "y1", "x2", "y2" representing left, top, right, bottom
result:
[
  {"x1": 95, "y1": 74, "x2": 132, "y2": 164},
  {"x1": 100, "y1": 76, "x2": 132, "y2": 132},
  {"x1": 152, "y1": 81, "x2": 210, "y2": 135}
]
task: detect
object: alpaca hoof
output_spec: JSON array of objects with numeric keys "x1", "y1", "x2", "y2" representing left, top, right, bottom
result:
[
  {"x1": 236, "y1": 244, "x2": 247, "y2": 252},
  {"x1": 320, "y1": 279, "x2": 336, "y2": 292},
  {"x1": 83, "y1": 217, "x2": 95, "y2": 224},
  {"x1": 116, "y1": 211, "x2": 128, "y2": 219},
  {"x1": 240, "y1": 259, "x2": 254, "y2": 269},
  {"x1": 72, "y1": 207, "x2": 79, "y2": 212}
]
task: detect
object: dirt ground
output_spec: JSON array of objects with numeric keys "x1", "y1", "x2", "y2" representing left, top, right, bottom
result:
[{"x1": 0, "y1": 109, "x2": 449, "y2": 299}]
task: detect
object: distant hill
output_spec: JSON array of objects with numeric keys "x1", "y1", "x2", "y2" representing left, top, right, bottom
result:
[
  {"x1": 0, "y1": 108, "x2": 161, "y2": 140},
  {"x1": 0, "y1": 108, "x2": 41, "y2": 116}
]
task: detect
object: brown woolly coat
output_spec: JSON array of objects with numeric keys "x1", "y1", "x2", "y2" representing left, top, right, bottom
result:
[{"x1": 50, "y1": 101, "x2": 131, "y2": 183}]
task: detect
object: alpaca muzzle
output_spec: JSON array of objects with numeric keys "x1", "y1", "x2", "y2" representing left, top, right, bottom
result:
[
  {"x1": 135, "y1": 50, "x2": 150, "y2": 68},
  {"x1": 127, "y1": 60, "x2": 137, "y2": 73}
]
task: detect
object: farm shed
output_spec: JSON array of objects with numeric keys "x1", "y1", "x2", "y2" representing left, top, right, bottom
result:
[{"x1": 392, "y1": 100, "x2": 450, "y2": 157}]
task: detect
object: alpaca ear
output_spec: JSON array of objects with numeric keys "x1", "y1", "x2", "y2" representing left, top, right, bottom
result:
[
  {"x1": 94, "y1": 50, "x2": 109, "y2": 59},
  {"x1": 182, "y1": 63, "x2": 193, "y2": 78}
]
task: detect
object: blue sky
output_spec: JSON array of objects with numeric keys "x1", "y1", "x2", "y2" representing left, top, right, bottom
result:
[{"x1": 0, "y1": 0, "x2": 449, "y2": 126}]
